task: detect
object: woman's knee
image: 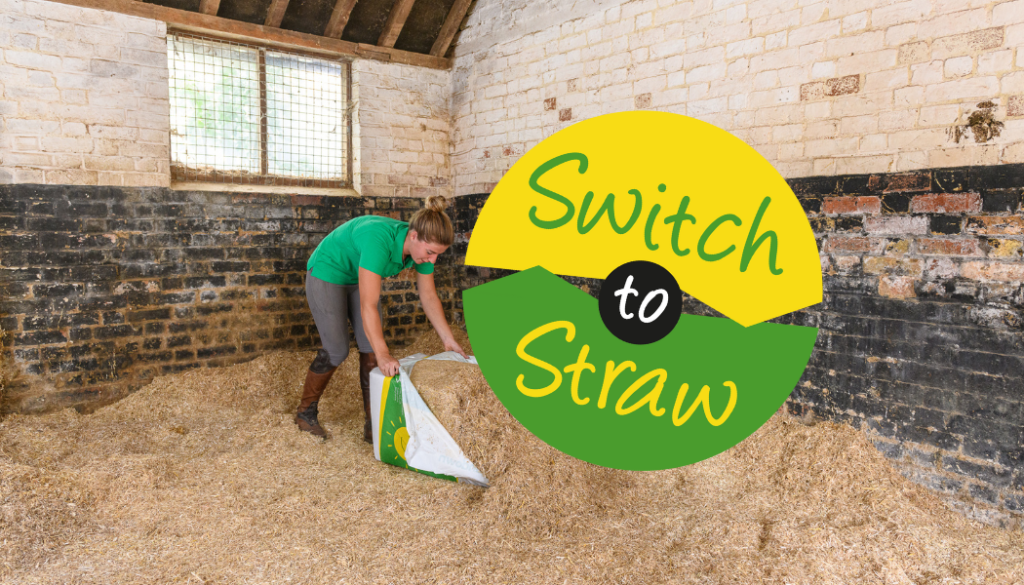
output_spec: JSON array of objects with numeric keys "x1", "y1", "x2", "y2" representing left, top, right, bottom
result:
[
  {"x1": 329, "y1": 347, "x2": 350, "y2": 368},
  {"x1": 310, "y1": 347, "x2": 348, "y2": 373}
]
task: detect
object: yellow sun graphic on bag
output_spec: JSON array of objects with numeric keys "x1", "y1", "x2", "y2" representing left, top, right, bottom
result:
[{"x1": 392, "y1": 427, "x2": 410, "y2": 460}]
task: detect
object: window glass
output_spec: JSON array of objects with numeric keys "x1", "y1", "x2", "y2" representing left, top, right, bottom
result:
[
  {"x1": 266, "y1": 52, "x2": 347, "y2": 180},
  {"x1": 168, "y1": 36, "x2": 261, "y2": 174},
  {"x1": 166, "y1": 33, "x2": 350, "y2": 187}
]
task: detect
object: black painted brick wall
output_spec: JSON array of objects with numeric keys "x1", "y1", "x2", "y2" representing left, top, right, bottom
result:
[
  {"x1": 3, "y1": 165, "x2": 1022, "y2": 523},
  {"x1": 0, "y1": 185, "x2": 460, "y2": 414},
  {"x1": 450, "y1": 164, "x2": 1024, "y2": 525}
]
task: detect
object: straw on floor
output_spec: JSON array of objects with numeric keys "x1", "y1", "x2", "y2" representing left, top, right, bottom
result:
[{"x1": 2, "y1": 328, "x2": 1022, "y2": 584}]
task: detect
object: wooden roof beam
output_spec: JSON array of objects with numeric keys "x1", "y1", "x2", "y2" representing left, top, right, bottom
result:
[
  {"x1": 42, "y1": 0, "x2": 450, "y2": 69},
  {"x1": 430, "y1": 0, "x2": 471, "y2": 57},
  {"x1": 323, "y1": 0, "x2": 358, "y2": 39},
  {"x1": 264, "y1": 0, "x2": 290, "y2": 27},
  {"x1": 377, "y1": 0, "x2": 415, "y2": 49}
]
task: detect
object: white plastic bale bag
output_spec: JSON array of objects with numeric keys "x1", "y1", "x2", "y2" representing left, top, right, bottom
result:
[{"x1": 368, "y1": 352, "x2": 489, "y2": 487}]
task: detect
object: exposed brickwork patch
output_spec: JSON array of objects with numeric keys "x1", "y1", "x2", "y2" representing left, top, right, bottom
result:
[
  {"x1": 864, "y1": 215, "x2": 930, "y2": 235},
  {"x1": 915, "y1": 238, "x2": 983, "y2": 257},
  {"x1": 988, "y1": 239, "x2": 1023, "y2": 258},
  {"x1": 932, "y1": 28, "x2": 1005, "y2": 60},
  {"x1": 824, "y1": 236, "x2": 886, "y2": 255},
  {"x1": 1008, "y1": 95, "x2": 1024, "y2": 118},
  {"x1": 878, "y1": 275, "x2": 916, "y2": 299},
  {"x1": 911, "y1": 193, "x2": 983, "y2": 214},
  {"x1": 559, "y1": 108, "x2": 572, "y2": 122},
  {"x1": 823, "y1": 196, "x2": 881, "y2": 215},
  {"x1": 965, "y1": 215, "x2": 1024, "y2": 235},
  {"x1": 880, "y1": 172, "x2": 933, "y2": 193},
  {"x1": 826, "y1": 75, "x2": 861, "y2": 96},
  {"x1": 544, "y1": 97, "x2": 557, "y2": 111},
  {"x1": 800, "y1": 75, "x2": 861, "y2": 101},
  {"x1": 961, "y1": 261, "x2": 1024, "y2": 282},
  {"x1": 799, "y1": 81, "x2": 824, "y2": 101}
]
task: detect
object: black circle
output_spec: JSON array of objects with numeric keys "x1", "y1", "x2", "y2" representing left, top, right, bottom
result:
[{"x1": 599, "y1": 260, "x2": 682, "y2": 345}]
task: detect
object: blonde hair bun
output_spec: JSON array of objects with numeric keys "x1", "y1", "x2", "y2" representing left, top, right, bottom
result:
[
  {"x1": 410, "y1": 194, "x2": 454, "y2": 246},
  {"x1": 425, "y1": 194, "x2": 448, "y2": 213}
]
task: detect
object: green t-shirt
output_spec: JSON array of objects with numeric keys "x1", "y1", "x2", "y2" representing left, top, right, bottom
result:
[{"x1": 307, "y1": 215, "x2": 434, "y2": 285}]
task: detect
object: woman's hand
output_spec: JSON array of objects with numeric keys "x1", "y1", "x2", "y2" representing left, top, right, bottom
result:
[
  {"x1": 377, "y1": 353, "x2": 401, "y2": 377},
  {"x1": 443, "y1": 336, "x2": 468, "y2": 359}
]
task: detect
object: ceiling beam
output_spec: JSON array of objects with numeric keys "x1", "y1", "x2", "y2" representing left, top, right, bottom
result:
[
  {"x1": 42, "y1": 0, "x2": 450, "y2": 69},
  {"x1": 430, "y1": 0, "x2": 471, "y2": 57},
  {"x1": 197, "y1": 0, "x2": 220, "y2": 16},
  {"x1": 264, "y1": 0, "x2": 290, "y2": 27},
  {"x1": 377, "y1": 0, "x2": 415, "y2": 48},
  {"x1": 323, "y1": 0, "x2": 358, "y2": 39}
]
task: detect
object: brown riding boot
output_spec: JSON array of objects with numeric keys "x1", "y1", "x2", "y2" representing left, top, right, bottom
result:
[
  {"x1": 295, "y1": 349, "x2": 337, "y2": 439},
  {"x1": 359, "y1": 352, "x2": 378, "y2": 444}
]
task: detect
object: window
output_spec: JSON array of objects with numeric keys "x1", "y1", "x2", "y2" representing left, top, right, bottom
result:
[{"x1": 167, "y1": 32, "x2": 352, "y2": 188}]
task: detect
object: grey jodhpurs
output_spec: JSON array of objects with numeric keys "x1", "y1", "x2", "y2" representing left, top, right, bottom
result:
[{"x1": 305, "y1": 271, "x2": 383, "y2": 368}]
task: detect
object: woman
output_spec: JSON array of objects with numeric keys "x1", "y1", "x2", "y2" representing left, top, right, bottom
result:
[{"x1": 296, "y1": 195, "x2": 467, "y2": 442}]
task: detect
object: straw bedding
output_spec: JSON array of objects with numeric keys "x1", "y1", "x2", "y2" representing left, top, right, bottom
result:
[
  {"x1": 1, "y1": 324, "x2": 7, "y2": 416},
  {"x1": 1, "y1": 329, "x2": 1022, "y2": 584}
]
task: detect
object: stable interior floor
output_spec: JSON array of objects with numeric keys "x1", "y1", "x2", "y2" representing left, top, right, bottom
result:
[{"x1": 2, "y1": 330, "x2": 1022, "y2": 585}]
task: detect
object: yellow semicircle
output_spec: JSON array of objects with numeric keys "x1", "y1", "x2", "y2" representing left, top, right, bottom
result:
[{"x1": 465, "y1": 111, "x2": 822, "y2": 327}]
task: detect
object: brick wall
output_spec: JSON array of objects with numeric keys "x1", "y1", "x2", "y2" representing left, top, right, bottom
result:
[
  {"x1": 0, "y1": 184, "x2": 460, "y2": 414},
  {"x1": 451, "y1": 0, "x2": 1024, "y2": 194},
  {"x1": 0, "y1": 0, "x2": 454, "y2": 197},
  {"x1": 788, "y1": 164, "x2": 1024, "y2": 526},
  {"x1": 0, "y1": 0, "x2": 171, "y2": 186},
  {"x1": 355, "y1": 59, "x2": 453, "y2": 198}
]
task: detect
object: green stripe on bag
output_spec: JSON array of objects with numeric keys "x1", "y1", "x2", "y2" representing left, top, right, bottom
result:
[{"x1": 378, "y1": 375, "x2": 457, "y2": 482}]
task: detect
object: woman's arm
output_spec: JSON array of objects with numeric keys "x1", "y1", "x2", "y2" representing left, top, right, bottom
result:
[
  {"x1": 358, "y1": 267, "x2": 401, "y2": 376},
  {"x1": 416, "y1": 271, "x2": 468, "y2": 358}
]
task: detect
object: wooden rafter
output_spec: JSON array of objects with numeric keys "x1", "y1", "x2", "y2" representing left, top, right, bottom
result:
[
  {"x1": 197, "y1": 0, "x2": 220, "y2": 16},
  {"x1": 323, "y1": 0, "x2": 358, "y2": 39},
  {"x1": 264, "y1": 0, "x2": 290, "y2": 27},
  {"x1": 377, "y1": 0, "x2": 415, "y2": 48},
  {"x1": 42, "y1": 0, "x2": 450, "y2": 69},
  {"x1": 430, "y1": 0, "x2": 471, "y2": 57}
]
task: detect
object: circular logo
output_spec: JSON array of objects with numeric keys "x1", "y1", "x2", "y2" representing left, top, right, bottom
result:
[{"x1": 463, "y1": 111, "x2": 822, "y2": 471}]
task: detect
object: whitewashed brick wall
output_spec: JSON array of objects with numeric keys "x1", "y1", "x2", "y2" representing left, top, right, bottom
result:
[
  {"x1": 0, "y1": 0, "x2": 171, "y2": 186},
  {"x1": 451, "y1": 0, "x2": 1024, "y2": 195},
  {"x1": 0, "y1": 0, "x2": 453, "y2": 197},
  {"x1": 355, "y1": 59, "x2": 453, "y2": 198},
  {"x1": 10, "y1": 0, "x2": 1021, "y2": 197}
]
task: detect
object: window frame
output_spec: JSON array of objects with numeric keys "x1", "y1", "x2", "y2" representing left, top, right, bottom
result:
[{"x1": 167, "y1": 29, "x2": 354, "y2": 189}]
